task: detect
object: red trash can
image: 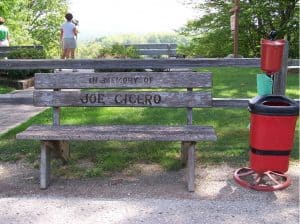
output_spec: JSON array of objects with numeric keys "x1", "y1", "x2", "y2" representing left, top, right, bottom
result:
[
  {"x1": 248, "y1": 95, "x2": 299, "y2": 173},
  {"x1": 261, "y1": 39, "x2": 285, "y2": 74}
]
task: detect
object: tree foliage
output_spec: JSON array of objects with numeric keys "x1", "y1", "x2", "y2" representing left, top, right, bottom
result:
[
  {"x1": 0, "y1": 0, "x2": 68, "y2": 57},
  {"x1": 179, "y1": 0, "x2": 299, "y2": 58},
  {"x1": 78, "y1": 32, "x2": 188, "y2": 58}
]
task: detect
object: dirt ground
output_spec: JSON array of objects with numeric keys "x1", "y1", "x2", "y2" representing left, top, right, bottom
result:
[{"x1": 0, "y1": 160, "x2": 299, "y2": 224}]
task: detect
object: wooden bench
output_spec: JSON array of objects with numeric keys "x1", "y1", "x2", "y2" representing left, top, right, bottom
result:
[
  {"x1": 124, "y1": 43, "x2": 177, "y2": 58},
  {"x1": 0, "y1": 45, "x2": 43, "y2": 58},
  {"x1": 16, "y1": 70, "x2": 216, "y2": 191}
]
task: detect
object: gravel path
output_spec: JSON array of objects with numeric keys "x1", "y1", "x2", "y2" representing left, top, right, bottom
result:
[
  {"x1": 0, "y1": 81, "x2": 299, "y2": 223},
  {"x1": 0, "y1": 161, "x2": 299, "y2": 224},
  {"x1": 0, "y1": 196, "x2": 298, "y2": 224}
]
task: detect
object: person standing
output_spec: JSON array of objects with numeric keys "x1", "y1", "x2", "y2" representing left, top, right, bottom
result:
[
  {"x1": 60, "y1": 13, "x2": 78, "y2": 60},
  {"x1": 0, "y1": 17, "x2": 9, "y2": 47}
]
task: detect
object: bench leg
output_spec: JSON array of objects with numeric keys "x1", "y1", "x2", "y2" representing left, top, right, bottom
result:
[
  {"x1": 181, "y1": 142, "x2": 189, "y2": 166},
  {"x1": 187, "y1": 142, "x2": 196, "y2": 192},
  {"x1": 40, "y1": 141, "x2": 51, "y2": 189},
  {"x1": 46, "y1": 140, "x2": 70, "y2": 164}
]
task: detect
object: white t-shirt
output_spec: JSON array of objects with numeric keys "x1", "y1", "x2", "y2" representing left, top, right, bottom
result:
[{"x1": 61, "y1": 22, "x2": 76, "y2": 39}]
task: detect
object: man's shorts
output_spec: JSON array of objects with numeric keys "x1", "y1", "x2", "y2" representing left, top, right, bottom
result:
[{"x1": 63, "y1": 38, "x2": 76, "y2": 49}]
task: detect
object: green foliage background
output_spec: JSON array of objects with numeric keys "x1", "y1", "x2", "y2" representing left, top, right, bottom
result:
[
  {"x1": 0, "y1": 0, "x2": 68, "y2": 57},
  {"x1": 0, "y1": 1, "x2": 298, "y2": 59},
  {"x1": 179, "y1": 0, "x2": 299, "y2": 58},
  {"x1": 78, "y1": 32, "x2": 188, "y2": 59}
]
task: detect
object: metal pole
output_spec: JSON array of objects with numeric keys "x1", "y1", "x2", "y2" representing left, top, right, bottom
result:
[{"x1": 273, "y1": 40, "x2": 289, "y2": 95}]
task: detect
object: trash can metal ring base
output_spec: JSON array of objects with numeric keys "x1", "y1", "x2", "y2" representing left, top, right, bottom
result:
[{"x1": 233, "y1": 167, "x2": 291, "y2": 192}]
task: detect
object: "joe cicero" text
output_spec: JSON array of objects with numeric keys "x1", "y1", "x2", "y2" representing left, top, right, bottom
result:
[{"x1": 80, "y1": 93, "x2": 161, "y2": 105}]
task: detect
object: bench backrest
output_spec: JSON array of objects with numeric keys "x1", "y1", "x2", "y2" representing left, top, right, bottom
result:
[
  {"x1": 124, "y1": 43, "x2": 177, "y2": 57},
  {"x1": 0, "y1": 45, "x2": 43, "y2": 57},
  {"x1": 34, "y1": 71, "x2": 212, "y2": 125}
]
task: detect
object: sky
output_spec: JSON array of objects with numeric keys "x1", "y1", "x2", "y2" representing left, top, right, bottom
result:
[{"x1": 68, "y1": 0, "x2": 196, "y2": 40}]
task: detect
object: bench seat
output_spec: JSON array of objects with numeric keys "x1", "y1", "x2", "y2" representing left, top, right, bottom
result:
[{"x1": 17, "y1": 125, "x2": 217, "y2": 142}]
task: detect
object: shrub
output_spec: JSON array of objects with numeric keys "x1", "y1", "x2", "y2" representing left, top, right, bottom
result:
[
  {"x1": 95, "y1": 43, "x2": 144, "y2": 72},
  {"x1": 97, "y1": 43, "x2": 140, "y2": 59},
  {"x1": 0, "y1": 48, "x2": 52, "y2": 79}
]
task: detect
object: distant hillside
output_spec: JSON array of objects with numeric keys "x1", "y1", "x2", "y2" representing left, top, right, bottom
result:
[{"x1": 77, "y1": 32, "x2": 189, "y2": 58}]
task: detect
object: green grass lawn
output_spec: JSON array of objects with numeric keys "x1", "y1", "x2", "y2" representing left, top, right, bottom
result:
[
  {"x1": 0, "y1": 67, "x2": 299, "y2": 178},
  {"x1": 198, "y1": 67, "x2": 299, "y2": 98},
  {"x1": 0, "y1": 85, "x2": 15, "y2": 94}
]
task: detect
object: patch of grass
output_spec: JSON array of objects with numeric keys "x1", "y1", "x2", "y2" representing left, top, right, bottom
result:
[
  {"x1": 197, "y1": 67, "x2": 299, "y2": 99},
  {"x1": 0, "y1": 85, "x2": 15, "y2": 94},
  {"x1": 85, "y1": 167, "x2": 104, "y2": 178},
  {"x1": 1, "y1": 107, "x2": 298, "y2": 178}
]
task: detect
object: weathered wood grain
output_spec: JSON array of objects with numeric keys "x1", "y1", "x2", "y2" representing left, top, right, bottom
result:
[
  {"x1": 0, "y1": 45, "x2": 44, "y2": 57},
  {"x1": 53, "y1": 89, "x2": 61, "y2": 125},
  {"x1": 16, "y1": 125, "x2": 217, "y2": 142},
  {"x1": 124, "y1": 43, "x2": 177, "y2": 57},
  {"x1": 0, "y1": 58, "x2": 263, "y2": 70},
  {"x1": 136, "y1": 49, "x2": 177, "y2": 56},
  {"x1": 181, "y1": 142, "x2": 190, "y2": 166},
  {"x1": 40, "y1": 141, "x2": 51, "y2": 189},
  {"x1": 45, "y1": 140, "x2": 70, "y2": 163},
  {"x1": 35, "y1": 72, "x2": 212, "y2": 89},
  {"x1": 33, "y1": 91, "x2": 212, "y2": 108},
  {"x1": 212, "y1": 98, "x2": 250, "y2": 107},
  {"x1": 187, "y1": 142, "x2": 196, "y2": 192},
  {"x1": 0, "y1": 45, "x2": 43, "y2": 53},
  {"x1": 124, "y1": 43, "x2": 177, "y2": 49},
  {"x1": 0, "y1": 58, "x2": 298, "y2": 70}
]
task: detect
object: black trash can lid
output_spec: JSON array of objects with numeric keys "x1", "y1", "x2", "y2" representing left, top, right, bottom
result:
[{"x1": 248, "y1": 95, "x2": 299, "y2": 116}]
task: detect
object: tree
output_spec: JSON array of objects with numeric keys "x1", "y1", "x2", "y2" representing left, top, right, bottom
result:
[
  {"x1": 179, "y1": 0, "x2": 299, "y2": 58},
  {"x1": 0, "y1": 0, "x2": 68, "y2": 57}
]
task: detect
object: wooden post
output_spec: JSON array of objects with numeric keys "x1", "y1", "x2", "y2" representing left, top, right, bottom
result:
[
  {"x1": 51, "y1": 89, "x2": 70, "y2": 162},
  {"x1": 187, "y1": 142, "x2": 196, "y2": 192},
  {"x1": 230, "y1": 0, "x2": 240, "y2": 57},
  {"x1": 53, "y1": 89, "x2": 60, "y2": 126},
  {"x1": 181, "y1": 88, "x2": 193, "y2": 166},
  {"x1": 40, "y1": 141, "x2": 51, "y2": 189},
  {"x1": 273, "y1": 40, "x2": 289, "y2": 95},
  {"x1": 187, "y1": 88, "x2": 193, "y2": 125},
  {"x1": 46, "y1": 140, "x2": 70, "y2": 164}
]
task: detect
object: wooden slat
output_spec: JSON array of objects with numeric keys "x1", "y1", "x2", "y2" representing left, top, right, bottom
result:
[
  {"x1": 0, "y1": 53, "x2": 8, "y2": 57},
  {"x1": 124, "y1": 43, "x2": 177, "y2": 49},
  {"x1": 137, "y1": 49, "x2": 177, "y2": 56},
  {"x1": 0, "y1": 45, "x2": 43, "y2": 53},
  {"x1": 3, "y1": 96, "x2": 297, "y2": 107},
  {"x1": 212, "y1": 98, "x2": 250, "y2": 107},
  {"x1": 0, "y1": 58, "x2": 298, "y2": 70},
  {"x1": 35, "y1": 72, "x2": 212, "y2": 89},
  {"x1": 0, "y1": 46, "x2": 44, "y2": 57},
  {"x1": 0, "y1": 58, "x2": 260, "y2": 70},
  {"x1": 33, "y1": 90, "x2": 212, "y2": 108},
  {"x1": 16, "y1": 125, "x2": 217, "y2": 141},
  {"x1": 213, "y1": 98, "x2": 299, "y2": 107}
]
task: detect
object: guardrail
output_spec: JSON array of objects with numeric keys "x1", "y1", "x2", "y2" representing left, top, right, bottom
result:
[
  {"x1": 124, "y1": 43, "x2": 177, "y2": 57},
  {"x1": 0, "y1": 58, "x2": 299, "y2": 106},
  {"x1": 0, "y1": 45, "x2": 44, "y2": 57}
]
